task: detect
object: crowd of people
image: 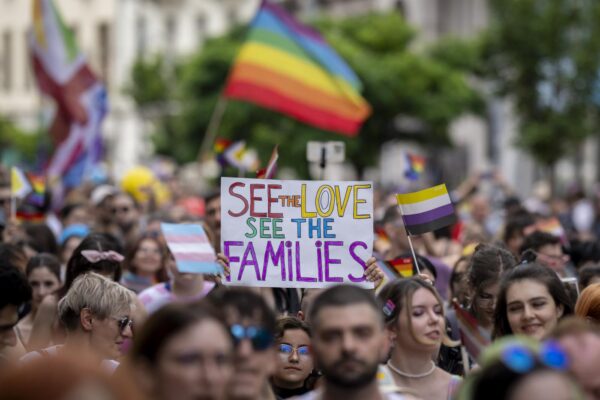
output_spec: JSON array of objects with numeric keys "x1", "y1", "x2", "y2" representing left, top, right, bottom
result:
[{"x1": 1, "y1": 166, "x2": 600, "y2": 400}]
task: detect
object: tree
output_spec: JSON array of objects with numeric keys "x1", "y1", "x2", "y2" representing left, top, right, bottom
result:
[
  {"x1": 482, "y1": 0, "x2": 600, "y2": 190},
  {"x1": 0, "y1": 116, "x2": 42, "y2": 165},
  {"x1": 128, "y1": 12, "x2": 481, "y2": 178}
]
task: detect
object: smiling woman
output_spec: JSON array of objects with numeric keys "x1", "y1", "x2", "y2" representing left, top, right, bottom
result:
[{"x1": 493, "y1": 263, "x2": 574, "y2": 341}]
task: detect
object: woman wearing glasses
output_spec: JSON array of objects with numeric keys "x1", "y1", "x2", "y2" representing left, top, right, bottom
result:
[
  {"x1": 493, "y1": 263, "x2": 574, "y2": 341},
  {"x1": 271, "y1": 317, "x2": 315, "y2": 398},
  {"x1": 129, "y1": 303, "x2": 234, "y2": 400},
  {"x1": 21, "y1": 272, "x2": 135, "y2": 373}
]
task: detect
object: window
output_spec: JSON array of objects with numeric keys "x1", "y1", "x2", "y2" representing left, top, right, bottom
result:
[
  {"x1": 97, "y1": 22, "x2": 110, "y2": 83},
  {"x1": 136, "y1": 16, "x2": 146, "y2": 58},
  {"x1": 2, "y1": 31, "x2": 12, "y2": 91}
]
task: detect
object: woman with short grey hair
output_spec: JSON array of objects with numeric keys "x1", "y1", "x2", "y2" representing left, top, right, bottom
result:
[{"x1": 21, "y1": 272, "x2": 135, "y2": 373}]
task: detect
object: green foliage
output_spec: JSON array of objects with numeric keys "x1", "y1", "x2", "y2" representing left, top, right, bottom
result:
[
  {"x1": 127, "y1": 12, "x2": 481, "y2": 176},
  {"x1": 483, "y1": 0, "x2": 600, "y2": 166},
  {"x1": 0, "y1": 116, "x2": 41, "y2": 163}
]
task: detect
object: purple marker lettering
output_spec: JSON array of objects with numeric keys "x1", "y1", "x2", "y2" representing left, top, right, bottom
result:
[
  {"x1": 324, "y1": 241, "x2": 343, "y2": 283},
  {"x1": 239, "y1": 242, "x2": 261, "y2": 281},
  {"x1": 348, "y1": 241, "x2": 368, "y2": 283},
  {"x1": 263, "y1": 241, "x2": 286, "y2": 281},
  {"x1": 223, "y1": 241, "x2": 243, "y2": 282},
  {"x1": 316, "y1": 240, "x2": 323, "y2": 282},
  {"x1": 296, "y1": 241, "x2": 317, "y2": 282}
]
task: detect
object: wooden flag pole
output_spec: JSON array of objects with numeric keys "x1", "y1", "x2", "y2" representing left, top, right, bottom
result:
[
  {"x1": 405, "y1": 233, "x2": 422, "y2": 275},
  {"x1": 197, "y1": 95, "x2": 229, "y2": 163}
]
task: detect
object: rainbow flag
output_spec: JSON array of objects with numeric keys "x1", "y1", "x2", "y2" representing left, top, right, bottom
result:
[
  {"x1": 214, "y1": 138, "x2": 232, "y2": 155},
  {"x1": 256, "y1": 145, "x2": 279, "y2": 179},
  {"x1": 387, "y1": 257, "x2": 414, "y2": 278},
  {"x1": 404, "y1": 153, "x2": 425, "y2": 181},
  {"x1": 396, "y1": 184, "x2": 456, "y2": 235},
  {"x1": 224, "y1": 0, "x2": 370, "y2": 136},
  {"x1": 452, "y1": 299, "x2": 491, "y2": 361}
]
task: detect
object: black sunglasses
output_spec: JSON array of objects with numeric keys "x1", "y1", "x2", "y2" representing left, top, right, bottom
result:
[
  {"x1": 230, "y1": 324, "x2": 273, "y2": 351},
  {"x1": 114, "y1": 316, "x2": 133, "y2": 332}
]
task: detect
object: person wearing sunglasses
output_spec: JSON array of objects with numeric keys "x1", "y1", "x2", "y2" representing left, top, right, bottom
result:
[
  {"x1": 206, "y1": 288, "x2": 278, "y2": 400},
  {"x1": 129, "y1": 302, "x2": 234, "y2": 400},
  {"x1": 21, "y1": 272, "x2": 135, "y2": 373},
  {"x1": 457, "y1": 336, "x2": 584, "y2": 400},
  {"x1": 271, "y1": 317, "x2": 315, "y2": 398},
  {"x1": 0, "y1": 263, "x2": 32, "y2": 366},
  {"x1": 493, "y1": 263, "x2": 574, "y2": 341}
]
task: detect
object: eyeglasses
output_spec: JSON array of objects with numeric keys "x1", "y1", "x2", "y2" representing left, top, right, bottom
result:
[
  {"x1": 113, "y1": 316, "x2": 133, "y2": 333},
  {"x1": 230, "y1": 324, "x2": 273, "y2": 351},
  {"x1": 501, "y1": 340, "x2": 569, "y2": 373},
  {"x1": 111, "y1": 206, "x2": 131, "y2": 214},
  {"x1": 278, "y1": 343, "x2": 310, "y2": 357}
]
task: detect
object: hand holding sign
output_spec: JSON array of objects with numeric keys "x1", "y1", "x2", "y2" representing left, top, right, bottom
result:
[{"x1": 221, "y1": 178, "x2": 374, "y2": 289}]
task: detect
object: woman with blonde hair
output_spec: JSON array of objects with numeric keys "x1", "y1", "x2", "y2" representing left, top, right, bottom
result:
[
  {"x1": 378, "y1": 278, "x2": 461, "y2": 400},
  {"x1": 575, "y1": 283, "x2": 600, "y2": 323}
]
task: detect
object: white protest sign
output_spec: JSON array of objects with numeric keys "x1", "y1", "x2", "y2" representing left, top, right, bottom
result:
[{"x1": 221, "y1": 177, "x2": 374, "y2": 289}]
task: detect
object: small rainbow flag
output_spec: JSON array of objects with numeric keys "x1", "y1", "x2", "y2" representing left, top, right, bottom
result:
[
  {"x1": 396, "y1": 184, "x2": 457, "y2": 235},
  {"x1": 224, "y1": 0, "x2": 370, "y2": 135},
  {"x1": 214, "y1": 138, "x2": 232, "y2": 155},
  {"x1": 26, "y1": 173, "x2": 46, "y2": 208},
  {"x1": 387, "y1": 257, "x2": 414, "y2": 278},
  {"x1": 535, "y1": 217, "x2": 567, "y2": 244},
  {"x1": 452, "y1": 299, "x2": 491, "y2": 361},
  {"x1": 404, "y1": 152, "x2": 425, "y2": 181}
]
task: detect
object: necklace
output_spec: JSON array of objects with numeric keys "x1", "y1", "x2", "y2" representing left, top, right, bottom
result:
[{"x1": 387, "y1": 360, "x2": 436, "y2": 379}]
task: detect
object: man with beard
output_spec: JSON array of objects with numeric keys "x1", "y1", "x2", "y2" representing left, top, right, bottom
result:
[
  {"x1": 206, "y1": 288, "x2": 278, "y2": 400},
  {"x1": 204, "y1": 192, "x2": 221, "y2": 251},
  {"x1": 295, "y1": 285, "x2": 408, "y2": 400}
]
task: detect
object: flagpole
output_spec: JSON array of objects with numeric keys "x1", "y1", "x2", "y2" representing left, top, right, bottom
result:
[
  {"x1": 197, "y1": 95, "x2": 228, "y2": 162},
  {"x1": 461, "y1": 345, "x2": 471, "y2": 375},
  {"x1": 10, "y1": 196, "x2": 16, "y2": 220},
  {"x1": 405, "y1": 234, "x2": 422, "y2": 275}
]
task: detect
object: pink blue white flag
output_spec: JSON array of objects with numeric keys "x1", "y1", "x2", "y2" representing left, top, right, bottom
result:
[{"x1": 161, "y1": 223, "x2": 222, "y2": 274}]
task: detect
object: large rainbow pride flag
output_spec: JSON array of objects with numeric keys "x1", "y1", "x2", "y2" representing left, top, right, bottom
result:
[{"x1": 224, "y1": 0, "x2": 371, "y2": 136}]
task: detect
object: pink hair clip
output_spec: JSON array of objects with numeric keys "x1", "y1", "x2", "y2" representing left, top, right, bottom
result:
[{"x1": 81, "y1": 250, "x2": 125, "y2": 263}]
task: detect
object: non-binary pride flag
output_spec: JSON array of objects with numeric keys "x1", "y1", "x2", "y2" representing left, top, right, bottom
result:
[
  {"x1": 224, "y1": 0, "x2": 371, "y2": 136},
  {"x1": 161, "y1": 223, "x2": 223, "y2": 275},
  {"x1": 396, "y1": 184, "x2": 456, "y2": 235}
]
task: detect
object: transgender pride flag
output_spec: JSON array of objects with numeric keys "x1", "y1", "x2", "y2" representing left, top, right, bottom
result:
[
  {"x1": 396, "y1": 184, "x2": 456, "y2": 235},
  {"x1": 161, "y1": 223, "x2": 222, "y2": 274}
]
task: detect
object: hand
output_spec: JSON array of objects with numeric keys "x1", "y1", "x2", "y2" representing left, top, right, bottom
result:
[
  {"x1": 415, "y1": 273, "x2": 434, "y2": 286},
  {"x1": 217, "y1": 252, "x2": 230, "y2": 278},
  {"x1": 363, "y1": 257, "x2": 384, "y2": 287}
]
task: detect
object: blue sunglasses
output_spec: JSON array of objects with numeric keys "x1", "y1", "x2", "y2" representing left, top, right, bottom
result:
[
  {"x1": 230, "y1": 324, "x2": 273, "y2": 351},
  {"x1": 501, "y1": 340, "x2": 569, "y2": 373}
]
